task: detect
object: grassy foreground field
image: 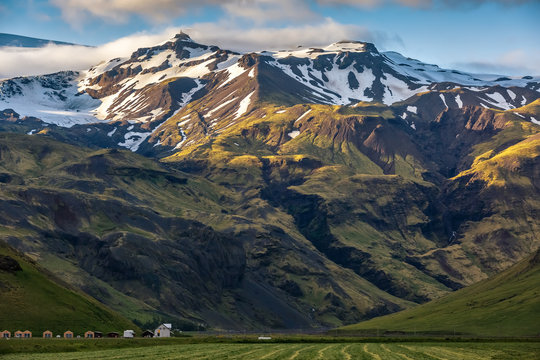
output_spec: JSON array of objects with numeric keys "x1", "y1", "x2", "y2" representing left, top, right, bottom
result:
[{"x1": 1, "y1": 339, "x2": 540, "y2": 360}]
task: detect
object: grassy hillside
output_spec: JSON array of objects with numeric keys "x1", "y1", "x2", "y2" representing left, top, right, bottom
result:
[
  {"x1": 0, "y1": 133, "x2": 413, "y2": 330},
  {"x1": 0, "y1": 241, "x2": 139, "y2": 335},
  {"x1": 0, "y1": 92, "x2": 539, "y2": 331},
  {"x1": 339, "y1": 249, "x2": 540, "y2": 336}
]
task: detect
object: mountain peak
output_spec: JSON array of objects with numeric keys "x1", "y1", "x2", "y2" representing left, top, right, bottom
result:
[
  {"x1": 326, "y1": 40, "x2": 378, "y2": 54},
  {"x1": 270, "y1": 40, "x2": 378, "y2": 60},
  {"x1": 173, "y1": 32, "x2": 194, "y2": 42}
]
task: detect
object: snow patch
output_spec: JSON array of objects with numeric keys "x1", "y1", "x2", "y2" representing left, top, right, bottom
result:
[
  {"x1": 206, "y1": 97, "x2": 236, "y2": 118},
  {"x1": 158, "y1": 80, "x2": 205, "y2": 128},
  {"x1": 406, "y1": 106, "x2": 417, "y2": 114},
  {"x1": 455, "y1": 94, "x2": 463, "y2": 108},
  {"x1": 276, "y1": 110, "x2": 287, "y2": 114},
  {"x1": 178, "y1": 118, "x2": 191, "y2": 126},
  {"x1": 439, "y1": 93, "x2": 448, "y2": 109},
  {"x1": 118, "y1": 131, "x2": 151, "y2": 152},
  {"x1": 0, "y1": 73, "x2": 102, "y2": 127},
  {"x1": 295, "y1": 109, "x2": 312, "y2": 124},
  {"x1": 174, "y1": 128, "x2": 188, "y2": 149},
  {"x1": 383, "y1": 51, "x2": 539, "y2": 88},
  {"x1": 219, "y1": 63, "x2": 248, "y2": 88},
  {"x1": 107, "y1": 127, "x2": 117, "y2": 137},
  {"x1": 288, "y1": 130, "x2": 300, "y2": 138},
  {"x1": 531, "y1": 117, "x2": 540, "y2": 126},
  {"x1": 270, "y1": 60, "x2": 379, "y2": 105},
  {"x1": 234, "y1": 90, "x2": 256, "y2": 119},
  {"x1": 381, "y1": 73, "x2": 425, "y2": 105},
  {"x1": 484, "y1": 92, "x2": 513, "y2": 110}
]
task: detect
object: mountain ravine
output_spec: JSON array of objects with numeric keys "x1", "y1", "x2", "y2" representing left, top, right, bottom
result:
[{"x1": 0, "y1": 32, "x2": 539, "y2": 330}]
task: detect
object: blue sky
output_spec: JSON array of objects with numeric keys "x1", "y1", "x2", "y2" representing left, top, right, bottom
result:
[{"x1": 1, "y1": 0, "x2": 539, "y2": 77}]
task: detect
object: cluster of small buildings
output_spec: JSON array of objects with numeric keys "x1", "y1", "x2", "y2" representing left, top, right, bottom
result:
[{"x1": 1, "y1": 323, "x2": 172, "y2": 339}]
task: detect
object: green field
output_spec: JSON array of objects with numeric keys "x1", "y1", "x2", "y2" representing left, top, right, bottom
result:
[{"x1": 1, "y1": 340, "x2": 539, "y2": 360}]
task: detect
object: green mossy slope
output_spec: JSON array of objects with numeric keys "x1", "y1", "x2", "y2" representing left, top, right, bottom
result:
[
  {"x1": 0, "y1": 242, "x2": 139, "y2": 335},
  {"x1": 339, "y1": 249, "x2": 540, "y2": 336}
]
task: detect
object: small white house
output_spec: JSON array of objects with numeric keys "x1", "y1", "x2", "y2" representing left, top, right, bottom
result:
[
  {"x1": 154, "y1": 323, "x2": 171, "y2": 338},
  {"x1": 123, "y1": 330, "x2": 135, "y2": 338}
]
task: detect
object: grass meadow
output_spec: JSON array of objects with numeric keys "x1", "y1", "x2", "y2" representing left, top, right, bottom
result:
[{"x1": 1, "y1": 338, "x2": 539, "y2": 360}]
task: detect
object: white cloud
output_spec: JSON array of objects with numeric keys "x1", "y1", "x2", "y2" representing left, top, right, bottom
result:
[
  {"x1": 51, "y1": 0, "x2": 221, "y2": 25},
  {"x1": 186, "y1": 19, "x2": 381, "y2": 52},
  {"x1": 0, "y1": 28, "x2": 181, "y2": 78},
  {"x1": 318, "y1": 0, "x2": 533, "y2": 7},
  {"x1": 0, "y1": 20, "x2": 400, "y2": 79},
  {"x1": 452, "y1": 49, "x2": 540, "y2": 76},
  {"x1": 51, "y1": 0, "x2": 314, "y2": 26},
  {"x1": 220, "y1": 0, "x2": 318, "y2": 24},
  {"x1": 1, "y1": 20, "x2": 534, "y2": 80},
  {"x1": 50, "y1": 0, "x2": 536, "y2": 27}
]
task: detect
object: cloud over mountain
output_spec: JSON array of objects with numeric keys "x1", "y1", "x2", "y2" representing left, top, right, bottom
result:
[
  {"x1": 50, "y1": 0, "x2": 536, "y2": 26},
  {"x1": 0, "y1": 21, "x2": 388, "y2": 78},
  {"x1": 0, "y1": 29, "x2": 180, "y2": 78}
]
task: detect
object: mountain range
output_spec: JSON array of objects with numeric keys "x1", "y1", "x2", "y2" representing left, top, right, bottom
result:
[
  {"x1": 0, "y1": 32, "x2": 538, "y2": 331},
  {"x1": 0, "y1": 33, "x2": 79, "y2": 48}
]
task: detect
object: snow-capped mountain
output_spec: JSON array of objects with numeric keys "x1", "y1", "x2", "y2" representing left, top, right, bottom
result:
[
  {"x1": 2, "y1": 32, "x2": 540, "y2": 332},
  {"x1": 0, "y1": 33, "x2": 78, "y2": 47},
  {"x1": 0, "y1": 71, "x2": 100, "y2": 127},
  {"x1": 0, "y1": 32, "x2": 538, "y2": 152}
]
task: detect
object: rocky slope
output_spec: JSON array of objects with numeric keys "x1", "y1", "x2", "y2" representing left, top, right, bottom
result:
[{"x1": 0, "y1": 33, "x2": 539, "y2": 330}]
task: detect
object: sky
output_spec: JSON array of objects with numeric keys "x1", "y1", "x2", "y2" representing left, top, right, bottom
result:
[{"x1": 0, "y1": 0, "x2": 539, "y2": 78}]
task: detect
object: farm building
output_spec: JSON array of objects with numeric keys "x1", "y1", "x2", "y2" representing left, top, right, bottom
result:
[
  {"x1": 22, "y1": 330, "x2": 31, "y2": 338},
  {"x1": 107, "y1": 332, "x2": 119, "y2": 338},
  {"x1": 14, "y1": 331, "x2": 23, "y2": 338},
  {"x1": 123, "y1": 330, "x2": 135, "y2": 338},
  {"x1": 1, "y1": 330, "x2": 10, "y2": 338},
  {"x1": 94, "y1": 331, "x2": 103, "y2": 338},
  {"x1": 64, "y1": 330, "x2": 73, "y2": 339},
  {"x1": 84, "y1": 331, "x2": 94, "y2": 339},
  {"x1": 43, "y1": 330, "x2": 53, "y2": 338},
  {"x1": 142, "y1": 330, "x2": 154, "y2": 338},
  {"x1": 154, "y1": 323, "x2": 172, "y2": 338}
]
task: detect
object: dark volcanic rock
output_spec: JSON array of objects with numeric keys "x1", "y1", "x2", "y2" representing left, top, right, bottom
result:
[{"x1": 0, "y1": 254, "x2": 22, "y2": 273}]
